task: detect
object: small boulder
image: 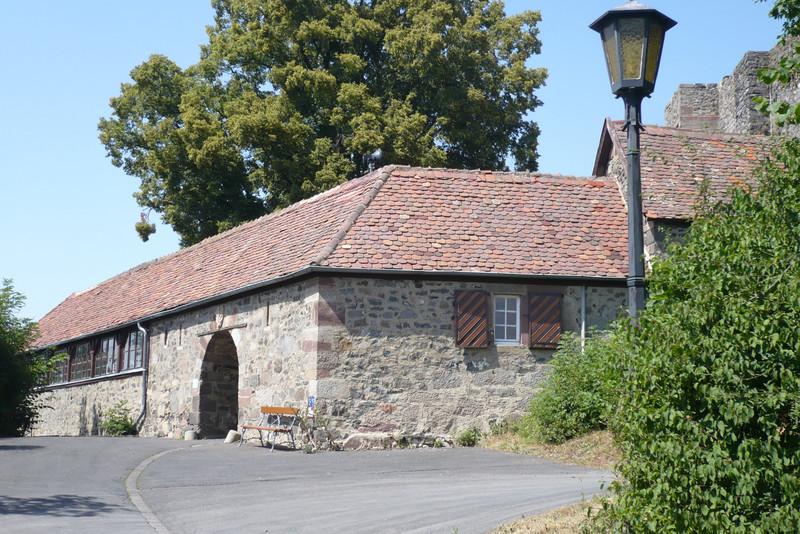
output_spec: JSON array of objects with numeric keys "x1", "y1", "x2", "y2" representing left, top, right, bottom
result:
[
  {"x1": 224, "y1": 430, "x2": 241, "y2": 444},
  {"x1": 184, "y1": 430, "x2": 198, "y2": 441},
  {"x1": 341, "y1": 432, "x2": 393, "y2": 450}
]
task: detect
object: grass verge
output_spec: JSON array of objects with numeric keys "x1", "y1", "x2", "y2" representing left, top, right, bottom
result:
[
  {"x1": 481, "y1": 430, "x2": 619, "y2": 470},
  {"x1": 489, "y1": 499, "x2": 600, "y2": 534}
]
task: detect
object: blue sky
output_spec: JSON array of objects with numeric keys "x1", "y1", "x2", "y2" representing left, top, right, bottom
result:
[{"x1": 0, "y1": 1, "x2": 781, "y2": 321}]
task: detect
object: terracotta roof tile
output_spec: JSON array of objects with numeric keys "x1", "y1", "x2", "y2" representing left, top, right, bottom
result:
[
  {"x1": 323, "y1": 168, "x2": 627, "y2": 277},
  {"x1": 36, "y1": 166, "x2": 628, "y2": 347},
  {"x1": 605, "y1": 119, "x2": 773, "y2": 219}
]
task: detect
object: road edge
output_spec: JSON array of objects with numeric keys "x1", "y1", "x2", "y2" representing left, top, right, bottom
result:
[{"x1": 125, "y1": 447, "x2": 183, "y2": 534}]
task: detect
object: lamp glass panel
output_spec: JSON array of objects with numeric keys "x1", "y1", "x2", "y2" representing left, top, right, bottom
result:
[
  {"x1": 602, "y1": 23, "x2": 620, "y2": 86},
  {"x1": 645, "y1": 22, "x2": 664, "y2": 84},
  {"x1": 620, "y1": 18, "x2": 645, "y2": 80}
]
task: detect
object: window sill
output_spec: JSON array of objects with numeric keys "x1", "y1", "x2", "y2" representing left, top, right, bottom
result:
[{"x1": 39, "y1": 368, "x2": 144, "y2": 391}]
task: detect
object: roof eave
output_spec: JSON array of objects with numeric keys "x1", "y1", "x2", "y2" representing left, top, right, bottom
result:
[{"x1": 35, "y1": 265, "x2": 627, "y2": 349}]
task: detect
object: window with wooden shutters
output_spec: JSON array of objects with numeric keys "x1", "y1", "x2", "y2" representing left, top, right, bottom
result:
[
  {"x1": 529, "y1": 293, "x2": 562, "y2": 349},
  {"x1": 455, "y1": 290, "x2": 491, "y2": 348}
]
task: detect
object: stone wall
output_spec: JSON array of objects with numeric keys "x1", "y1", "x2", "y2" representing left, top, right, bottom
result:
[
  {"x1": 606, "y1": 150, "x2": 664, "y2": 268},
  {"x1": 665, "y1": 50, "x2": 778, "y2": 135},
  {"x1": 141, "y1": 278, "x2": 319, "y2": 438},
  {"x1": 35, "y1": 279, "x2": 320, "y2": 439},
  {"x1": 33, "y1": 275, "x2": 627, "y2": 440},
  {"x1": 646, "y1": 219, "x2": 691, "y2": 258},
  {"x1": 314, "y1": 277, "x2": 627, "y2": 437},
  {"x1": 33, "y1": 373, "x2": 142, "y2": 436},
  {"x1": 664, "y1": 84, "x2": 720, "y2": 130},
  {"x1": 718, "y1": 52, "x2": 771, "y2": 135}
]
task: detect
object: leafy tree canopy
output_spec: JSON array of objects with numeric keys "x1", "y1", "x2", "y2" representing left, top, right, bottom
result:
[
  {"x1": 0, "y1": 280, "x2": 55, "y2": 437},
  {"x1": 99, "y1": 0, "x2": 547, "y2": 246}
]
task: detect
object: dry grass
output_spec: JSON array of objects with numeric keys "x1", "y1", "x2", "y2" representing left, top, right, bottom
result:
[
  {"x1": 481, "y1": 430, "x2": 619, "y2": 470},
  {"x1": 489, "y1": 499, "x2": 600, "y2": 534}
]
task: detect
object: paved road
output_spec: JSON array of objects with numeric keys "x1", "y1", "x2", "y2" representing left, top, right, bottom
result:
[{"x1": 0, "y1": 437, "x2": 609, "y2": 534}]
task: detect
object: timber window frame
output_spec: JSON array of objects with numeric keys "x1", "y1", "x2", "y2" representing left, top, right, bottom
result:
[
  {"x1": 121, "y1": 330, "x2": 144, "y2": 371},
  {"x1": 493, "y1": 295, "x2": 521, "y2": 346},
  {"x1": 69, "y1": 342, "x2": 93, "y2": 381}
]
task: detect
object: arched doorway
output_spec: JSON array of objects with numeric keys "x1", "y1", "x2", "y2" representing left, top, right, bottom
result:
[{"x1": 198, "y1": 331, "x2": 239, "y2": 438}]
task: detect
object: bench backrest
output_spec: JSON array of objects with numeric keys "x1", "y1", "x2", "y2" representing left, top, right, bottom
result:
[{"x1": 260, "y1": 406, "x2": 299, "y2": 416}]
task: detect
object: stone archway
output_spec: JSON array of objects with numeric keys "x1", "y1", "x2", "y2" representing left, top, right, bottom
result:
[{"x1": 197, "y1": 331, "x2": 239, "y2": 438}]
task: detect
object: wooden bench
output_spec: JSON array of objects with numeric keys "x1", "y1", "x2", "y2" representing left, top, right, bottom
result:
[{"x1": 239, "y1": 406, "x2": 299, "y2": 451}]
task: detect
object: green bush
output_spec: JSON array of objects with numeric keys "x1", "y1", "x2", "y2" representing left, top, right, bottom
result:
[
  {"x1": 456, "y1": 427, "x2": 481, "y2": 447},
  {"x1": 597, "y1": 140, "x2": 800, "y2": 532},
  {"x1": 101, "y1": 401, "x2": 138, "y2": 436},
  {"x1": 0, "y1": 280, "x2": 56, "y2": 437},
  {"x1": 525, "y1": 329, "x2": 627, "y2": 444}
]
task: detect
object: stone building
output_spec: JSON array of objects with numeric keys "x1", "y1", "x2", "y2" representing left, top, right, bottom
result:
[{"x1": 33, "y1": 109, "x2": 774, "y2": 440}]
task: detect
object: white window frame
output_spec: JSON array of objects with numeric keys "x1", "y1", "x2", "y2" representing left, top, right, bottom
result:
[{"x1": 493, "y1": 295, "x2": 521, "y2": 346}]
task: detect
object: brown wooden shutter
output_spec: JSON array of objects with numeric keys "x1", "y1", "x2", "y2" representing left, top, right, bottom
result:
[
  {"x1": 455, "y1": 290, "x2": 491, "y2": 348},
  {"x1": 529, "y1": 293, "x2": 562, "y2": 349}
]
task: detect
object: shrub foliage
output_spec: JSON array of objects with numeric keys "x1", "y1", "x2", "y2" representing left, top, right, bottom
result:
[
  {"x1": 101, "y1": 401, "x2": 138, "y2": 437},
  {"x1": 599, "y1": 141, "x2": 800, "y2": 532},
  {"x1": 526, "y1": 330, "x2": 626, "y2": 444},
  {"x1": 0, "y1": 280, "x2": 54, "y2": 437}
]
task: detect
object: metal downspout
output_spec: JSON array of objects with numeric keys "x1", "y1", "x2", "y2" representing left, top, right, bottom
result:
[
  {"x1": 581, "y1": 286, "x2": 587, "y2": 352},
  {"x1": 135, "y1": 322, "x2": 149, "y2": 432}
]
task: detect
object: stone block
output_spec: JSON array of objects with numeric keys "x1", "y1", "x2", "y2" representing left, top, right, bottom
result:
[
  {"x1": 341, "y1": 432, "x2": 393, "y2": 450},
  {"x1": 317, "y1": 378, "x2": 351, "y2": 399}
]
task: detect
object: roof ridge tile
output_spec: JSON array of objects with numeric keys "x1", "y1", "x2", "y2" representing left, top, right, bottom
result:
[{"x1": 311, "y1": 166, "x2": 395, "y2": 265}]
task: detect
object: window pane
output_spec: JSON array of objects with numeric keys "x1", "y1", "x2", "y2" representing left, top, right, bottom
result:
[
  {"x1": 71, "y1": 343, "x2": 92, "y2": 380},
  {"x1": 495, "y1": 326, "x2": 506, "y2": 341},
  {"x1": 495, "y1": 311, "x2": 504, "y2": 326},
  {"x1": 95, "y1": 337, "x2": 117, "y2": 377},
  {"x1": 49, "y1": 353, "x2": 68, "y2": 384},
  {"x1": 123, "y1": 331, "x2": 144, "y2": 370},
  {"x1": 507, "y1": 325, "x2": 517, "y2": 340}
]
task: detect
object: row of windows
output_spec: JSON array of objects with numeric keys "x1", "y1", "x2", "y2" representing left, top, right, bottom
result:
[{"x1": 48, "y1": 330, "x2": 145, "y2": 385}]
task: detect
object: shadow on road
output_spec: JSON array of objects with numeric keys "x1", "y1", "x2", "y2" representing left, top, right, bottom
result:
[
  {"x1": 0, "y1": 445, "x2": 44, "y2": 451},
  {"x1": 0, "y1": 494, "x2": 124, "y2": 517}
]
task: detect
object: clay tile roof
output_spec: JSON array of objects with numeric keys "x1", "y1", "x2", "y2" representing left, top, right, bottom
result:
[
  {"x1": 323, "y1": 168, "x2": 628, "y2": 278},
  {"x1": 36, "y1": 166, "x2": 628, "y2": 347},
  {"x1": 597, "y1": 119, "x2": 774, "y2": 219}
]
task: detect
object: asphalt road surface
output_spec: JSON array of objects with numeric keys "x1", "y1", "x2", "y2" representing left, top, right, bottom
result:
[{"x1": 0, "y1": 437, "x2": 609, "y2": 533}]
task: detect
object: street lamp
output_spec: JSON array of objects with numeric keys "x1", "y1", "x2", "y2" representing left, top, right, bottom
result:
[{"x1": 590, "y1": 1, "x2": 676, "y2": 319}]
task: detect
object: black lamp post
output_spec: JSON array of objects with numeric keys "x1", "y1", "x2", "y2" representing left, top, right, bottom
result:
[{"x1": 590, "y1": 1, "x2": 676, "y2": 319}]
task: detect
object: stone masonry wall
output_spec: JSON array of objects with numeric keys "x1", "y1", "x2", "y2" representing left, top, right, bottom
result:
[
  {"x1": 665, "y1": 84, "x2": 720, "y2": 130},
  {"x1": 33, "y1": 374, "x2": 143, "y2": 436},
  {"x1": 34, "y1": 279, "x2": 320, "y2": 438},
  {"x1": 142, "y1": 279, "x2": 319, "y2": 438},
  {"x1": 719, "y1": 51, "x2": 771, "y2": 135},
  {"x1": 665, "y1": 50, "x2": 776, "y2": 135},
  {"x1": 314, "y1": 277, "x2": 626, "y2": 437},
  {"x1": 32, "y1": 275, "x2": 627, "y2": 440}
]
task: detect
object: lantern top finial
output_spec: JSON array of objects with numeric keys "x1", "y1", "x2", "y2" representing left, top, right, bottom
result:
[{"x1": 590, "y1": 3, "x2": 676, "y2": 34}]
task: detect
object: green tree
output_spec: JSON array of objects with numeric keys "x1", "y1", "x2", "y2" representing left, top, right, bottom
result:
[
  {"x1": 99, "y1": 0, "x2": 547, "y2": 246},
  {"x1": 0, "y1": 281, "x2": 55, "y2": 437}
]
